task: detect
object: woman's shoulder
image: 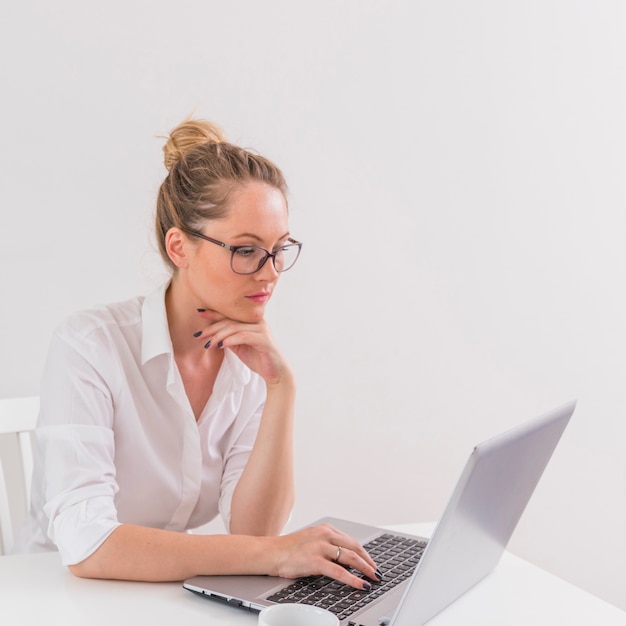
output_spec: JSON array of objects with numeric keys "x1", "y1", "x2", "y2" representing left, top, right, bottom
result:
[{"x1": 55, "y1": 294, "x2": 146, "y2": 342}]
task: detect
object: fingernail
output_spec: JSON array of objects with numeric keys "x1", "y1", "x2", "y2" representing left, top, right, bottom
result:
[
  {"x1": 217, "y1": 341, "x2": 224, "y2": 348},
  {"x1": 362, "y1": 582, "x2": 372, "y2": 591},
  {"x1": 375, "y1": 569, "x2": 384, "y2": 580},
  {"x1": 197, "y1": 308, "x2": 206, "y2": 312},
  {"x1": 193, "y1": 331, "x2": 203, "y2": 338},
  {"x1": 204, "y1": 340, "x2": 212, "y2": 349}
]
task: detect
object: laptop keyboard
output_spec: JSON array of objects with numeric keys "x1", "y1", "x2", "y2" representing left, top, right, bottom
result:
[{"x1": 266, "y1": 533, "x2": 427, "y2": 622}]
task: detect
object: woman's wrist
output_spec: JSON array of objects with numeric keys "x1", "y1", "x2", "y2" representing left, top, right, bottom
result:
[
  {"x1": 255, "y1": 534, "x2": 284, "y2": 577},
  {"x1": 265, "y1": 366, "x2": 296, "y2": 393},
  {"x1": 230, "y1": 534, "x2": 281, "y2": 576}
]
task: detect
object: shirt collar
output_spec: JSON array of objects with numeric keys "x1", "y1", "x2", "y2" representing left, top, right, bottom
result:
[{"x1": 141, "y1": 282, "x2": 173, "y2": 365}]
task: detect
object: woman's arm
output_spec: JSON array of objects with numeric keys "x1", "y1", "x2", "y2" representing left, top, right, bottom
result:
[
  {"x1": 69, "y1": 522, "x2": 380, "y2": 589},
  {"x1": 229, "y1": 372, "x2": 296, "y2": 535},
  {"x1": 195, "y1": 312, "x2": 297, "y2": 536}
]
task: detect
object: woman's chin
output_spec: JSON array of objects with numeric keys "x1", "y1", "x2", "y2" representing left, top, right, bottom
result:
[{"x1": 232, "y1": 305, "x2": 266, "y2": 324}]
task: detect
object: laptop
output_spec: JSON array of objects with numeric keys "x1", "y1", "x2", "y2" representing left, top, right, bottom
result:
[{"x1": 184, "y1": 400, "x2": 575, "y2": 626}]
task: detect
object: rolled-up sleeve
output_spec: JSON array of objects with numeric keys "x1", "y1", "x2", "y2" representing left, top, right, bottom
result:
[
  {"x1": 36, "y1": 327, "x2": 122, "y2": 565},
  {"x1": 39, "y1": 424, "x2": 121, "y2": 565}
]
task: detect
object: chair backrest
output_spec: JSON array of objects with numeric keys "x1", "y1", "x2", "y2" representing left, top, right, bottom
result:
[{"x1": 0, "y1": 396, "x2": 39, "y2": 555}]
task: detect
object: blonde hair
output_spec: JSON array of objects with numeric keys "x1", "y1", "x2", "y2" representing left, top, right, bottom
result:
[{"x1": 156, "y1": 118, "x2": 288, "y2": 270}]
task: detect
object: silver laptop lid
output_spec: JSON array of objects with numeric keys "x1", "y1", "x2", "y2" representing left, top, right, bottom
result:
[{"x1": 392, "y1": 400, "x2": 575, "y2": 626}]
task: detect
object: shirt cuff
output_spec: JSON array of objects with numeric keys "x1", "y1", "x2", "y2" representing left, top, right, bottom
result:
[{"x1": 47, "y1": 496, "x2": 122, "y2": 565}]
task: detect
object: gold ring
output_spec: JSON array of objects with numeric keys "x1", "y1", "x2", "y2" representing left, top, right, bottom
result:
[{"x1": 333, "y1": 546, "x2": 342, "y2": 563}]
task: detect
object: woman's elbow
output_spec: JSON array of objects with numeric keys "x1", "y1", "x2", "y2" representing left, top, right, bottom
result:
[
  {"x1": 68, "y1": 557, "x2": 100, "y2": 579},
  {"x1": 67, "y1": 551, "x2": 109, "y2": 579}
]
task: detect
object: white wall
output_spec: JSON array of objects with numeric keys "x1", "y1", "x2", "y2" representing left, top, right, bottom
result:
[{"x1": 1, "y1": 0, "x2": 625, "y2": 611}]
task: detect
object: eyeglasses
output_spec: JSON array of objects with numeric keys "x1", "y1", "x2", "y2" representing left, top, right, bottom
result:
[{"x1": 182, "y1": 228, "x2": 303, "y2": 275}]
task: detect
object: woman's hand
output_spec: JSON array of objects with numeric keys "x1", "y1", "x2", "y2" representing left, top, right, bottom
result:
[
  {"x1": 194, "y1": 310, "x2": 290, "y2": 385},
  {"x1": 268, "y1": 523, "x2": 382, "y2": 591}
]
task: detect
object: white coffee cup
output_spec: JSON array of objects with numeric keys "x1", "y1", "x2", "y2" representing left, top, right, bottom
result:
[{"x1": 258, "y1": 603, "x2": 339, "y2": 626}]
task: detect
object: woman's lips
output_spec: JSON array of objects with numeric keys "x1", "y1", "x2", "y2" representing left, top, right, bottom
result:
[{"x1": 245, "y1": 292, "x2": 271, "y2": 303}]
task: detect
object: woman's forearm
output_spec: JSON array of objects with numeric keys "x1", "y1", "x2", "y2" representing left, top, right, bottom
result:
[
  {"x1": 68, "y1": 523, "x2": 273, "y2": 581},
  {"x1": 229, "y1": 374, "x2": 296, "y2": 536}
]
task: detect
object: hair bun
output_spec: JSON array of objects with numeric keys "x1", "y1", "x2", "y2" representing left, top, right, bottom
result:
[{"x1": 162, "y1": 118, "x2": 226, "y2": 171}]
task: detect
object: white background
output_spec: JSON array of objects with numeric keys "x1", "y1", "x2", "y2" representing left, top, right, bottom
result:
[{"x1": 1, "y1": 0, "x2": 625, "y2": 611}]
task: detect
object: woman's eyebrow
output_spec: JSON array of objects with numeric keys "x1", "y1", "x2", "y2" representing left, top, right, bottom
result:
[{"x1": 232, "y1": 232, "x2": 290, "y2": 243}]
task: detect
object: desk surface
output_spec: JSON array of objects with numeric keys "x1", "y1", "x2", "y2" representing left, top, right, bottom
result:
[{"x1": 2, "y1": 523, "x2": 625, "y2": 626}]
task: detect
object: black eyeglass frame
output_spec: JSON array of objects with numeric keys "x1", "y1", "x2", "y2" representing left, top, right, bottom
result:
[{"x1": 181, "y1": 228, "x2": 303, "y2": 275}]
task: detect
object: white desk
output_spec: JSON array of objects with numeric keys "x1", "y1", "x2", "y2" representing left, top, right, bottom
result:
[{"x1": 2, "y1": 524, "x2": 625, "y2": 626}]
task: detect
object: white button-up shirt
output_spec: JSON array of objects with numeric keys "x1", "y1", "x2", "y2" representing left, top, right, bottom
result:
[{"x1": 14, "y1": 283, "x2": 265, "y2": 565}]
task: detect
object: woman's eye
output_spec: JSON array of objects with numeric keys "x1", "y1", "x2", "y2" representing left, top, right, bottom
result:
[{"x1": 235, "y1": 247, "x2": 258, "y2": 257}]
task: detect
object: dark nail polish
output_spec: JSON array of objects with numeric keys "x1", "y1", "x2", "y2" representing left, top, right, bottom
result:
[
  {"x1": 375, "y1": 569, "x2": 384, "y2": 580},
  {"x1": 217, "y1": 341, "x2": 224, "y2": 348},
  {"x1": 204, "y1": 340, "x2": 212, "y2": 349},
  {"x1": 362, "y1": 582, "x2": 372, "y2": 591},
  {"x1": 193, "y1": 331, "x2": 202, "y2": 338},
  {"x1": 197, "y1": 308, "x2": 206, "y2": 312}
]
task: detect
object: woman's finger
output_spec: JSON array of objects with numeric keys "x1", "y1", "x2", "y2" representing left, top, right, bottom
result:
[
  {"x1": 332, "y1": 545, "x2": 380, "y2": 581},
  {"x1": 195, "y1": 308, "x2": 227, "y2": 322},
  {"x1": 194, "y1": 319, "x2": 267, "y2": 347},
  {"x1": 326, "y1": 528, "x2": 378, "y2": 572},
  {"x1": 323, "y1": 560, "x2": 375, "y2": 591}
]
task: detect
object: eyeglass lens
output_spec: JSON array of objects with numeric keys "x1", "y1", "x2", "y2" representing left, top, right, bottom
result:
[{"x1": 231, "y1": 244, "x2": 300, "y2": 274}]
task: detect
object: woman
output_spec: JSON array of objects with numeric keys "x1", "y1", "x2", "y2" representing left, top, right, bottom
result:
[{"x1": 14, "y1": 118, "x2": 380, "y2": 589}]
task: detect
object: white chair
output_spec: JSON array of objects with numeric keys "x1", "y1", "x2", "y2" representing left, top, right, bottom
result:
[{"x1": 0, "y1": 396, "x2": 39, "y2": 555}]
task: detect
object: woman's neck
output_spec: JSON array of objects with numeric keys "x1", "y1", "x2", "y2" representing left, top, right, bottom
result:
[{"x1": 165, "y1": 276, "x2": 211, "y2": 360}]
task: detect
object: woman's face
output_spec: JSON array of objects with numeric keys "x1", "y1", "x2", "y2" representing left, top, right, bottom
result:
[{"x1": 182, "y1": 181, "x2": 290, "y2": 323}]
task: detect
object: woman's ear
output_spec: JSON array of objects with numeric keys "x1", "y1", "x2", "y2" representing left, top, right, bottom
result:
[{"x1": 165, "y1": 227, "x2": 191, "y2": 269}]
